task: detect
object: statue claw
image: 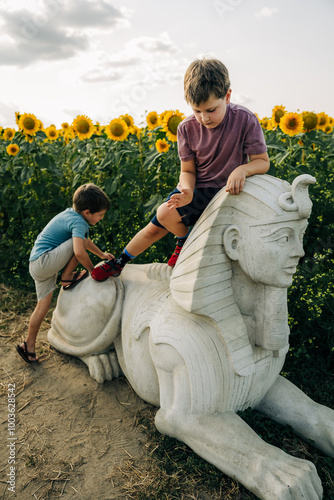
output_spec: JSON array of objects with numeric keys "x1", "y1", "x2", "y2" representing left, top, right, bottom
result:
[{"x1": 80, "y1": 350, "x2": 122, "y2": 383}]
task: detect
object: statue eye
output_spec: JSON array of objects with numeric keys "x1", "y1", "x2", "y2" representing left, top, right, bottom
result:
[{"x1": 275, "y1": 235, "x2": 289, "y2": 245}]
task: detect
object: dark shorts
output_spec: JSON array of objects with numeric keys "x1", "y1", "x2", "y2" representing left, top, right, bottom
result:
[{"x1": 151, "y1": 186, "x2": 221, "y2": 229}]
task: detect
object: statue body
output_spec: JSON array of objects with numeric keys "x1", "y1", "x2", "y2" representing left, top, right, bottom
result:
[{"x1": 48, "y1": 174, "x2": 334, "y2": 500}]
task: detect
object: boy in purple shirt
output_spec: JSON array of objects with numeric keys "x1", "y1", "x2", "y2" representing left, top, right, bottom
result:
[{"x1": 92, "y1": 58, "x2": 269, "y2": 281}]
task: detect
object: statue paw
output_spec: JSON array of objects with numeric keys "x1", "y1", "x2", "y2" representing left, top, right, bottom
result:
[{"x1": 80, "y1": 350, "x2": 122, "y2": 383}]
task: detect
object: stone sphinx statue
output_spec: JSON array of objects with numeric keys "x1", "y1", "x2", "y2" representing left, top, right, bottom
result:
[{"x1": 48, "y1": 174, "x2": 334, "y2": 500}]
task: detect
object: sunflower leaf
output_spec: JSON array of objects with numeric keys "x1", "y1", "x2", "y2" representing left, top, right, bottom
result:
[
  {"x1": 274, "y1": 151, "x2": 291, "y2": 165},
  {"x1": 266, "y1": 144, "x2": 287, "y2": 152},
  {"x1": 35, "y1": 154, "x2": 50, "y2": 169},
  {"x1": 143, "y1": 151, "x2": 161, "y2": 170},
  {"x1": 35, "y1": 130, "x2": 47, "y2": 140}
]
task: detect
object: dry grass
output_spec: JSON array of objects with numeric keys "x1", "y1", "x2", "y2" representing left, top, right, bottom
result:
[{"x1": 0, "y1": 283, "x2": 56, "y2": 362}]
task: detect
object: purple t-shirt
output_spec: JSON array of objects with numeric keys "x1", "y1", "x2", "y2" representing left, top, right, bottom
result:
[{"x1": 177, "y1": 103, "x2": 267, "y2": 188}]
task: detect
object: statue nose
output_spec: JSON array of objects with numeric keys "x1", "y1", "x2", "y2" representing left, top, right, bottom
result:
[{"x1": 291, "y1": 237, "x2": 305, "y2": 258}]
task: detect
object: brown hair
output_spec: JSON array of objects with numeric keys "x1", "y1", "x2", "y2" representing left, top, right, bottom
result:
[
  {"x1": 73, "y1": 183, "x2": 110, "y2": 213},
  {"x1": 184, "y1": 58, "x2": 231, "y2": 105}
]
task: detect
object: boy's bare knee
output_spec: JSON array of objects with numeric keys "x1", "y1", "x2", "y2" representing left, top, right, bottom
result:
[
  {"x1": 145, "y1": 222, "x2": 166, "y2": 239},
  {"x1": 156, "y1": 204, "x2": 170, "y2": 227}
]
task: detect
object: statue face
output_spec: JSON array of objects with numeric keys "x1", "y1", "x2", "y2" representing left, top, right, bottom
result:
[
  {"x1": 224, "y1": 219, "x2": 308, "y2": 288},
  {"x1": 245, "y1": 219, "x2": 308, "y2": 287}
]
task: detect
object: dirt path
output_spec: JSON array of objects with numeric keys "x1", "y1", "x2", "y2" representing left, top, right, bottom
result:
[{"x1": 0, "y1": 290, "x2": 153, "y2": 500}]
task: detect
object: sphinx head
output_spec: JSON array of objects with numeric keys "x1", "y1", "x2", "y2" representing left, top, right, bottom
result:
[{"x1": 222, "y1": 174, "x2": 316, "y2": 288}]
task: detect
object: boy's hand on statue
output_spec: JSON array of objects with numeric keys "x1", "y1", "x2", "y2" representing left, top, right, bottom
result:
[
  {"x1": 226, "y1": 166, "x2": 247, "y2": 195},
  {"x1": 102, "y1": 252, "x2": 114, "y2": 260},
  {"x1": 167, "y1": 189, "x2": 193, "y2": 209}
]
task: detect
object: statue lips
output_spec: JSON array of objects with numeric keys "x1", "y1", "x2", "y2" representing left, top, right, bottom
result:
[{"x1": 282, "y1": 265, "x2": 297, "y2": 274}]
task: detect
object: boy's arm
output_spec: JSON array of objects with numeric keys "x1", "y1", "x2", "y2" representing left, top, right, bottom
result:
[
  {"x1": 167, "y1": 159, "x2": 196, "y2": 209},
  {"x1": 86, "y1": 238, "x2": 114, "y2": 260},
  {"x1": 226, "y1": 152, "x2": 270, "y2": 195},
  {"x1": 73, "y1": 238, "x2": 114, "y2": 274},
  {"x1": 73, "y1": 237, "x2": 95, "y2": 273}
]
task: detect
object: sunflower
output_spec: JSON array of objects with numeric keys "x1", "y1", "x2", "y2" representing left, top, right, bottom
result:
[
  {"x1": 146, "y1": 111, "x2": 159, "y2": 130},
  {"x1": 18, "y1": 113, "x2": 39, "y2": 136},
  {"x1": 72, "y1": 115, "x2": 95, "y2": 140},
  {"x1": 105, "y1": 118, "x2": 129, "y2": 141},
  {"x1": 3, "y1": 128, "x2": 16, "y2": 141},
  {"x1": 156, "y1": 138, "x2": 170, "y2": 153},
  {"x1": 324, "y1": 125, "x2": 333, "y2": 134},
  {"x1": 160, "y1": 110, "x2": 170, "y2": 123},
  {"x1": 15, "y1": 112, "x2": 21, "y2": 127},
  {"x1": 120, "y1": 114, "x2": 134, "y2": 128},
  {"x1": 271, "y1": 105, "x2": 286, "y2": 128},
  {"x1": 6, "y1": 144, "x2": 20, "y2": 156},
  {"x1": 260, "y1": 117, "x2": 273, "y2": 131},
  {"x1": 316, "y1": 112, "x2": 329, "y2": 131},
  {"x1": 92, "y1": 122, "x2": 102, "y2": 136},
  {"x1": 45, "y1": 126, "x2": 59, "y2": 141},
  {"x1": 162, "y1": 110, "x2": 185, "y2": 142},
  {"x1": 61, "y1": 122, "x2": 70, "y2": 131},
  {"x1": 63, "y1": 128, "x2": 75, "y2": 144},
  {"x1": 279, "y1": 112, "x2": 304, "y2": 136},
  {"x1": 302, "y1": 112, "x2": 317, "y2": 132},
  {"x1": 134, "y1": 126, "x2": 144, "y2": 139}
]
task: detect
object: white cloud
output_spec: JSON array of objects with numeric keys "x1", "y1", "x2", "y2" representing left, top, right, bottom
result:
[
  {"x1": 81, "y1": 69, "x2": 122, "y2": 83},
  {"x1": 0, "y1": 101, "x2": 19, "y2": 126},
  {"x1": 79, "y1": 32, "x2": 180, "y2": 84},
  {"x1": 232, "y1": 93, "x2": 254, "y2": 107},
  {"x1": 255, "y1": 7, "x2": 278, "y2": 18},
  {"x1": 0, "y1": 1, "x2": 131, "y2": 67}
]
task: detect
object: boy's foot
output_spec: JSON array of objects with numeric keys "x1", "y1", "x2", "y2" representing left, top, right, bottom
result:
[
  {"x1": 16, "y1": 341, "x2": 38, "y2": 363},
  {"x1": 61, "y1": 270, "x2": 88, "y2": 290},
  {"x1": 168, "y1": 245, "x2": 183, "y2": 267},
  {"x1": 91, "y1": 260, "x2": 122, "y2": 281}
]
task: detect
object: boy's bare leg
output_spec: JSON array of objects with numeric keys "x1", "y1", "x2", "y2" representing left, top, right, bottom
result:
[
  {"x1": 156, "y1": 203, "x2": 189, "y2": 238},
  {"x1": 60, "y1": 240, "x2": 88, "y2": 284},
  {"x1": 126, "y1": 223, "x2": 169, "y2": 257},
  {"x1": 20, "y1": 292, "x2": 53, "y2": 361}
]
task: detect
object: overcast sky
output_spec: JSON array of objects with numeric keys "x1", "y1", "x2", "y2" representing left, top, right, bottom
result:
[{"x1": 0, "y1": 0, "x2": 333, "y2": 128}]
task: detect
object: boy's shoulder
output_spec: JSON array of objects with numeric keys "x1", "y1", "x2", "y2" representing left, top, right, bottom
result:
[
  {"x1": 228, "y1": 102, "x2": 257, "y2": 119},
  {"x1": 179, "y1": 113, "x2": 197, "y2": 127},
  {"x1": 52, "y1": 208, "x2": 87, "y2": 226}
]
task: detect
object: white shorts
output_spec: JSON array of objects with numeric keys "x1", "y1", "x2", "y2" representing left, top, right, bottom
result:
[{"x1": 29, "y1": 239, "x2": 74, "y2": 301}]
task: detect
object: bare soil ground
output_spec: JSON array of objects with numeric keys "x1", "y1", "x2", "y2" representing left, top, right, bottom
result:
[{"x1": 0, "y1": 285, "x2": 158, "y2": 500}]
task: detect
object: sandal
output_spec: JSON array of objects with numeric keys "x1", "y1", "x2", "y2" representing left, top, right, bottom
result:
[
  {"x1": 61, "y1": 270, "x2": 88, "y2": 290},
  {"x1": 16, "y1": 341, "x2": 38, "y2": 364}
]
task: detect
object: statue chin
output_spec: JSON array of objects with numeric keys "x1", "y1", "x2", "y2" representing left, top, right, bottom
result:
[{"x1": 48, "y1": 174, "x2": 334, "y2": 500}]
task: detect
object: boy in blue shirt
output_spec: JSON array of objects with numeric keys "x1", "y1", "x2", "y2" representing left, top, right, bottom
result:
[{"x1": 16, "y1": 183, "x2": 113, "y2": 364}]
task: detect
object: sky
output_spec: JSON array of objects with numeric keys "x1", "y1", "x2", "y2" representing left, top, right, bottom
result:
[{"x1": 0, "y1": 0, "x2": 333, "y2": 129}]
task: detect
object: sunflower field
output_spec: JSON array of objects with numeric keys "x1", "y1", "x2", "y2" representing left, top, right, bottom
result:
[{"x1": 1, "y1": 106, "x2": 334, "y2": 374}]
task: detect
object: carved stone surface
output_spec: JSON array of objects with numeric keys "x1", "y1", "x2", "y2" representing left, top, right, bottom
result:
[{"x1": 48, "y1": 174, "x2": 334, "y2": 500}]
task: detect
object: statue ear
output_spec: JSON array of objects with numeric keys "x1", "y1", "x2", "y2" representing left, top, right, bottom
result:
[{"x1": 223, "y1": 225, "x2": 241, "y2": 261}]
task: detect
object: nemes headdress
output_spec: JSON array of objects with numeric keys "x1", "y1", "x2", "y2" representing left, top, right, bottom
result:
[{"x1": 170, "y1": 174, "x2": 315, "y2": 376}]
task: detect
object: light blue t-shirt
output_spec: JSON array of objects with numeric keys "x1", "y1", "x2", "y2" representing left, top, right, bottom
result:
[{"x1": 29, "y1": 208, "x2": 89, "y2": 262}]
